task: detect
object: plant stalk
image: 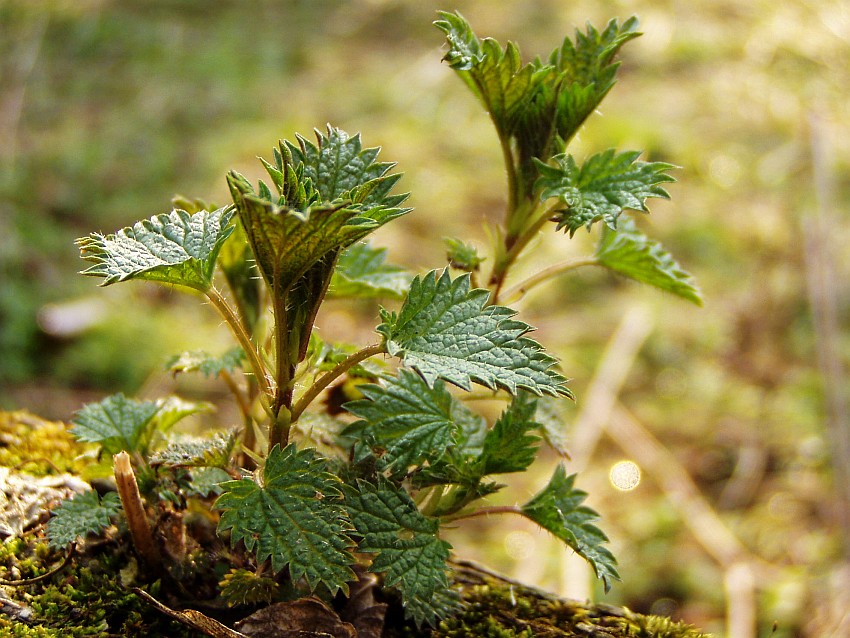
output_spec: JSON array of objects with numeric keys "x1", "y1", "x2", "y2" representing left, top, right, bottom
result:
[
  {"x1": 442, "y1": 504, "x2": 523, "y2": 523},
  {"x1": 489, "y1": 203, "x2": 561, "y2": 303},
  {"x1": 206, "y1": 287, "x2": 272, "y2": 401},
  {"x1": 291, "y1": 342, "x2": 386, "y2": 421},
  {"x1": 501, "y1": 256, "x2": 599, "y2": 304}
]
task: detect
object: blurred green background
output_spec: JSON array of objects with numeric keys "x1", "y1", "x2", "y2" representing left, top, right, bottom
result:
[{"x1": 2, "y1": 0, "x2": 849, "y2": 636}]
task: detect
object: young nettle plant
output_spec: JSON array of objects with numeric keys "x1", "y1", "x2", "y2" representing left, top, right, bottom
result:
[{"x1": 50, "y1": 10, "x2": 700, "y2": 629}]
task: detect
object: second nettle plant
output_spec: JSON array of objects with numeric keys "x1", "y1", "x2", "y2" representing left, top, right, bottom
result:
[{"x1": 52, "y1": 11, "x2": 700, "y2": 627}]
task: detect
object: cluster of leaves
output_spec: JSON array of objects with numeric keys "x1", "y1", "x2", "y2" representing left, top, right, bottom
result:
[
  {"x1": 48, "y1": 9, "x2": 700, "y2": 632},
  {"x1": 435, "y1": 11, "x2": 698, "y2": 304}
]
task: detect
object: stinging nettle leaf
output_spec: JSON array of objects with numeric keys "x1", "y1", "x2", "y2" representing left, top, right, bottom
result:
[
  {"x1": 286, "y1": 126, "x2": 409, "y2": 209},
  {"x1": 343, "y1": 369, "x2": 459, "y2": 476},
  {"x1": 521, "y1": 465, "x2": 619, "y2": 591},
  {"x1": 595, "y1": 216, "x2": 702, "y2": 305},
  {"x1": 548, "y1": 17, "x2": 642, "y2": 145},
  {"x1": 228, "y1": 127, "x2": 410, "y2": 299},
  {"x1": 167, "y1": 347, "x2": 246, "y2": 378},
  {"x1": 536, "y1": 149, "x2": 676, "y2": 236},
  {"x1": 214, "y1": 444, "x2": 356, "y2": 595},
  {"x1": 71, "y1": 393, "x2": 160, "y2": 455},
  {"x1": 343, "y1": 479, "x2": 459, "y2": 627},
  {"x1": 77, "y1": 206, "x2": 235, "y2": 291},
  {"x1": 329, "y1": 241, "x2": 412, "y2": 299},
  {"x1": 47, "y1": 490, "x2": 121, "y2": 550},
  {"x1": 435, "y1": 11, "x2": 550, "y2": 142},
  {"x1": 377, "y1": 269, "x2": 572, "y2": 398},
  {"x1": 478, "y1": 392, "x2": 541, "y2": 475},
  {"x1": 444, "y1": 237, "x2": 485, "y2": 272},
  {"x1": 150, "y1": 430, "x2": 239, "y2": 469}
]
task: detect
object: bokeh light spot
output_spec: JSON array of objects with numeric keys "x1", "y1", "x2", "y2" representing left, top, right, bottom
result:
[
  {"x1": 504, "y1": 530, "x2": 536, "y2": 560},
  {"x1": 610, "y1": 460, "x2": 641, "y2": 491}
]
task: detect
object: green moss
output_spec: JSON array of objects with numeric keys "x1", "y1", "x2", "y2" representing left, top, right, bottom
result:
[
  {"x1": 383, "y1": 564, "x2": 711, "y2": 638},
  {"x1": 0, "y1": 411, "x2": 91, "y2": 476},
  {"x1": 0, "y1": 414, "x2": 708, "y2": 638},
  {"x1": 0, "y1": 536, "x2": 201, "y2": 637}
]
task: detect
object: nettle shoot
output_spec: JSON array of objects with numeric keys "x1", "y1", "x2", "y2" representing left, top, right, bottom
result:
[{"x1": 52, "y1": 10, "x2": 699, "y2": 629}]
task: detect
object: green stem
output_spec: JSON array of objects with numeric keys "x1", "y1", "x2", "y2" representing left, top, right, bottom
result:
[
  {"x1": 269, "y1": 406, "x2": 291, "y2": 451},
  {"x1": 271, "y1": 291, "x2": 291, "y2": 417},
  {"x1": 206, "y1": 287, "x2": 272, "y2": 402},
  {"x1": 501, "y1": 256, "x2": 600, "y2": 305},
  {"x1": 441, "y1": 504, "x2": 522, "y2": 523},
  {"x1": 290, "y1": 343, "x2": 386, "y2": 421},
  {"x1": 498, "y1": 135, "x2": 519, "y2": 215},
  {"x1": 489, "y1": 203, "x2": 560, "y2": 303}
]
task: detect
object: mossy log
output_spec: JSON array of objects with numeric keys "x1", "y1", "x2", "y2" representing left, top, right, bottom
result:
[{"x1": 0, "y1": 410, "x2": 708, "y2": 637}]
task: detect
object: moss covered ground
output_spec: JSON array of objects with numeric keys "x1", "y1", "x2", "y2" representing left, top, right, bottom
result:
[{"x1": 0, "y1": 411, "x2": 708, "y2": 637}]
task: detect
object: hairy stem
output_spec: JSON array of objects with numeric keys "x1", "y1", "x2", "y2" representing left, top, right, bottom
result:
[
  {"x1": 501, "y1": 256, "x2": 599, "y2": 304},
  {"x1": 271, "y1": 291, "x2": 291, "y2": 417},
  {"x1": 489, "y1": 203, "x2": 561, "y2": 303},
  {"x1": 499, "y1": 135, "x2": 519, "y2": 215},
  {"x1": 443, "y1": 504, "x2": 523, "y2": 523},
  {"x1": 290, "y1": 342, "x2": 386, "y2": 421},
  {"x1": 268, "y1": 406, "x2": 292, "y2": 451},
  {"x1": 206, "y1": 287, "x2": 272, "y2": 402}
]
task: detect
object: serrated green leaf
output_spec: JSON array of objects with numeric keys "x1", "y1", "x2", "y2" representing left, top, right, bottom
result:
[
  {"x1": 444, "y1": 237, "x2": 485, "y2": 272},
  {"x1": 595, "y1": 216, "x2": 702, "y2": 305},
  {"x1": 214, "y1": 444, "x2": 355, "y2": 595},
  {"x1": 343, "y1": 479, "x2": 459, "y2": 627},
  {"x1": 408, "y1": 394, "x2": 539, "y2": 510},
  {"x1": 478, "y1": 393, "x2": 541, "y2": 475},
  {"x1": 286, "y1": 126, "x2": 410, "y2": 209},
  {"x1": 378, "y1": 269, "x2": 572, "y2": 398},
  {"x1": 71, "y1": 393, "x2": 159, "y2": 455},
  {"x1": 77, "y1": 207, "x2": 234, "y2": 291},
  {"x1": 151, "y1": 395, "x2": 215, "y2": 432},
  {"x1": 435, "y1": 11, "x2": 550, "y2": 144},
  {"x1": 534, "y1": 396, "x2": 572, "y2": 457},
  {"x1": 167, "y1": 347, "x2": 246, "y2": 378},
  {"x1": 548, "y1": 18, "x2": 642, "y2": 144},
  {"x1": 150, "y1": 430, "x2": 239, "y2": 469},
  {"x1": 521, "y1": 465, "x2": 619, "y2": 591},
  {"x1": 329, "y1": 242, "x2": 411, "y2": 299},
  {"x1": 47, "y1": 491, "x2": 121, "y2": 550},
  {"x1": 228, "y1": 176, "x2": 366, "y2": 298},
  {"x1": 537, "y1": 149, "x2": 676, "y2": 235},
  {"x1": 189, "y1": 467, "x2": 233, "y2": 497},
  {"x1": 344, "y1": 370, "x2": 459, "y2": 476}
]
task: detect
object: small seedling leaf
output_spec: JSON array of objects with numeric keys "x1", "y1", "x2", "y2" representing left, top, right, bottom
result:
[
  {"x1": 47, "y1": 491, "x2": 121, "y2": 550},
  {"x1": 70, "y1": 393, "x2": 159, "y2": 455}
]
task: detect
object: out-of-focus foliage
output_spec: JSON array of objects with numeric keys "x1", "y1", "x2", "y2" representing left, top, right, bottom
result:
[{"x1": 1, "y1": 1, "x2": 848, "y2": 636}]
